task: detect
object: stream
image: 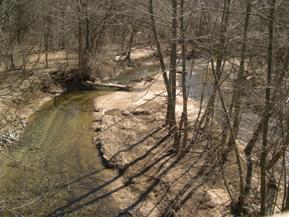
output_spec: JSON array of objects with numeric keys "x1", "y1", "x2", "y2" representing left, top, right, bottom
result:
[
  {"x1": 0, "y1": 62, "x2": 257, "y2": 216},
  {"x1": 0, "y1": 91, "x2": 119, "y2": 216}
]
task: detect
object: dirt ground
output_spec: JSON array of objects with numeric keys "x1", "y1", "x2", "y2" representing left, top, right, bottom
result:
[{"x1": 92, "y1": 75, "x2": 236, "y2": 217}]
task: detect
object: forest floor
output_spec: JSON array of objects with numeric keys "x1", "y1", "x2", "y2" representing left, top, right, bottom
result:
[{"x1": 92, "y1": 74, "x2": 243, "y2": 216}]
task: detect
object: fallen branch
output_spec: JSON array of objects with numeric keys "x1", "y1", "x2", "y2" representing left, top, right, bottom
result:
[{"x1": 85, "y1": 81, "x2": 130, "y2": 91}]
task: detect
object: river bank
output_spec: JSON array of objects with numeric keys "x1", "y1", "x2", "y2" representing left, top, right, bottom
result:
[
  {"x1": 0, "y1": 90, "x2": 131, "y2": 216},
  {"x1": 0, "y1": 47, "x2": 254, "y2": 216},
  {"x1": 92, "y1": 74, "x2": 236, "y2": 217},
  {"x1": 0, "y1": 47, "x2": 171, "y2": 216},
  {"x1": 0, "y1": 78, "x2": 63, "y2": 149},
  {"x1": 0, "y1": 47, "x2": 159, "y2": 150}
]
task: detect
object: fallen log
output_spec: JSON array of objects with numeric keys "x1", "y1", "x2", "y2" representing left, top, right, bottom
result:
[{"x1": 85, "y1": 81, "x2": 130, "y2": 91}]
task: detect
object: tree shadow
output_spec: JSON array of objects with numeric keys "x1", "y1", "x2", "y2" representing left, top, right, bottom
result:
[
  {"x1": 47, "y1": 127, "x2": 217, "y2": 217},
  {"x1": 54, "y1": 167, "x2": 106, "y2": 190},
  {"x1": 108, "y1": 126, "x2": 164, "y2": 162},
  {"x1": 47, "y1": 129, "x2": 173, "y2": 217}
]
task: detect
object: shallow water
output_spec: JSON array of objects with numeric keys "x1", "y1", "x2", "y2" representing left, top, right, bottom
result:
[
  {"x1": 0, "y1": 62, "x2": 255, "y2": 216},
  {"x1": 0, "y1": 91, "x2": 119, "y2": 216}
]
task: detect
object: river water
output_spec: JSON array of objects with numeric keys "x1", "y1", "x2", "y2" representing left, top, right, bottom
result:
[
  {"x1": 0, "y1": 62, "x2": 258, "y2": 216},
  {"x1": 0, "y1": 91, "x2": 119, "y2": 216}
]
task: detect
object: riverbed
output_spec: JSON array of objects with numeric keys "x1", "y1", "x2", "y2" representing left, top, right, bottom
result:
[
  {"x1": 0, "y1": 91, "x2": 121, "y2": 216},
  {"x1": 0, "y1": 59, "x2": 257, "y2": 216}
]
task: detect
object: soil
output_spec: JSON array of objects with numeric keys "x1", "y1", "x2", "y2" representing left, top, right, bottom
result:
[{"x1": 92, "y1": 75, "x2": 235, "y2": 217}]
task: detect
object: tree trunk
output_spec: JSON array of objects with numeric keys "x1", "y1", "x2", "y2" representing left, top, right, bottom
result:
[
  {"x1": 169, "y1": 0, "x2": 177, "y2": 132},
  {"x1": 227, "y1": 1, "x2": 252, "y2": 211},
  {"x1": 125, "y1": 24, "x2": 135, "y2": 67},
  {"x1": 284, "y1": 179, "x2": 289, "y2": 211},
  {"x1": 180, "y1": 0, "x2": 188, "y2": 149},
  {"x1": 44, "y1": 15, "x2": 50, "y2": 69},
  {"x1": 77, "y1": 0, "x2": 90, "y2": 81},
  {"x1": 260, "y1": 0, "x2": 276, "y2": 215},
  {"x1": 9, "y1": 53, "x2": 15, "y2": 71},
  {"x1": 201, "y1": 0, "x2": 231, "y2": 127},
  {"x1": 228, "y1": 0, "x2": 252, "y2": 149},
  {"x1": 149, "y1": 0, "x2": 173, "y2": 126}
]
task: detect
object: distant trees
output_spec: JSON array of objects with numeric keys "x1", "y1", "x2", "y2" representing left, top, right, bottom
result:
[{"x1": 0, "y1": 0, "x2": 127, "y2": 77}]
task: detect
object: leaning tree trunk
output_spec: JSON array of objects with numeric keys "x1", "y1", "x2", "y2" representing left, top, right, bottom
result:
[
  {"x1": 226, "y1": 1, "x2": 252, "y2": 212},
  {"x1": 149, "y1": 0, "x2": 174, "y2": 126},
  {"x1": 228, "y1": 0, "x2": 252, "y2": 149},
  {"x1": 200, "y1": 0, "x2": 231, "y2": 128}
]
